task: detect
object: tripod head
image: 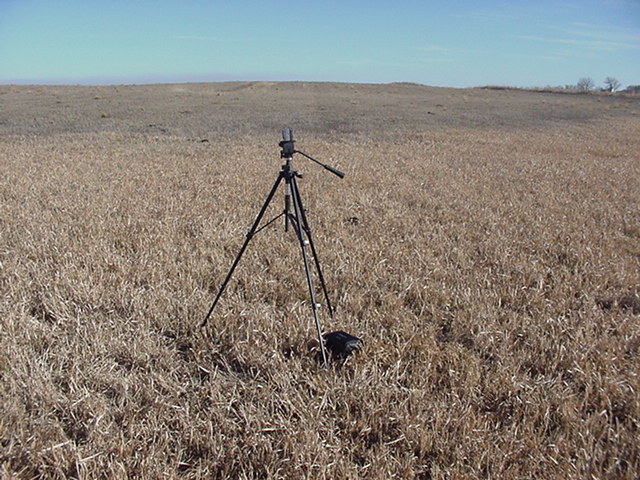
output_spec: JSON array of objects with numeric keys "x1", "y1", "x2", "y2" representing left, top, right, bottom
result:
[{"x1": 278, "y1": 127, "x2": 345, "y2": 179}]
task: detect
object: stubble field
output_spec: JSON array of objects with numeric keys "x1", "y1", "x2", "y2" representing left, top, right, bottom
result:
[{"x1": 1, "y1": 82, "x2": 639, "y2": 479}]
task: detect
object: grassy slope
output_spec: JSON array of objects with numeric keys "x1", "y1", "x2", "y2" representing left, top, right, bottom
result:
[{"x1": 1, "y1": 83, "x2": 639, "y2": 479}]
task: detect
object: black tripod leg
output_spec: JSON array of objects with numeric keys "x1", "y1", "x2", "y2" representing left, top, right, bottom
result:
[
  {"x1": 290, "y1": 177, "x2": 328, "y2": 365},
  {"x1": 291, "y1": 179, "x2": 334, "y2": 317},
  {"x1": 201, "y1": 174, "x2": 284, "y2": 328}
]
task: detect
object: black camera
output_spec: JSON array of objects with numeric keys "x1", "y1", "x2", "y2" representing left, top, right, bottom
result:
[{"x1": 279, "y1": 127, "x2": 295, "y2": 158}]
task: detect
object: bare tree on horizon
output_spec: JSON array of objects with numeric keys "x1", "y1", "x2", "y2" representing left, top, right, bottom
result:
[
  {"x1": 577, "y1": 77, "x2": 595, "y2": 91},
  {"x1": 604, "y1": 77, "x2": 621, "y2": 92}
]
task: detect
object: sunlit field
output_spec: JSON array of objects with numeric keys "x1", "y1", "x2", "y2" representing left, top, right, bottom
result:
[{"x1": 1, "y1": 83, "x2": 639, "y2": 479}]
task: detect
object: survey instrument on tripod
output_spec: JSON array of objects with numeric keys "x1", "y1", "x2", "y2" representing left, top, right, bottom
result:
[{"x1": 201, "y1": 128, "x2": 345, "y2": 365}]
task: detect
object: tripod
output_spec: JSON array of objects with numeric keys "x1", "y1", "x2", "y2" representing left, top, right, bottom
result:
[{"x1": 201, "y1": 128, "x2": 345, "y2": 365}]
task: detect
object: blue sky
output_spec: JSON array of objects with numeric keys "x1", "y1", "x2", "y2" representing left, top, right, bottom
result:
[{"x1": 1, "y1": 0, "x2": 638, "y2": 88}]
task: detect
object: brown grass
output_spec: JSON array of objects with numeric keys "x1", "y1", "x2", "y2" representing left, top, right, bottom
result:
[{"x1": 1, "y1": 82, "x2": 639, "y2": 479}]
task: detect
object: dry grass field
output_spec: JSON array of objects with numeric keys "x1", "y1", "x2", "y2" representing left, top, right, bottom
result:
[{"x1": 1, "y1": 82, "x2": 639, "y2": 479}]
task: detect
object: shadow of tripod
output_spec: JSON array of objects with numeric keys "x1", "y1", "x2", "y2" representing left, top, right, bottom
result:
[{"x1": 201, "y1": 128, "x2": 345, "y2": 365}]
